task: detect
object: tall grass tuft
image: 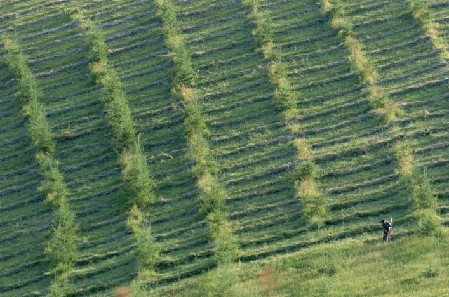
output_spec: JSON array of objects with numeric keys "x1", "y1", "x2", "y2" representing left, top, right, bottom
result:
[
  {"x1": 245, "y1": 0, "x2": 327, "y2": 225},
  {"x1": 2, "y1": 36, "x2": 79, "y2": 296},
  {"x1": 71, "y1": 10, "x2": 159, "y2": 275},
  {"x1": 156, "y1": 0, "x2": 239, "y2": 265}
]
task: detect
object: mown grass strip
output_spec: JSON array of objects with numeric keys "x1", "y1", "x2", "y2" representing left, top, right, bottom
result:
[
  {"x1": 243, "y1": 0, "x2": 327, "y2": 226},
  {"x1": 407, "y1": 0, "x2": 449, "y2": 61},
  {"x1": 70, "y1": 9, "x2": 159, "y2": 278},
  {"x1": 156, "y1": 0, "x2": 239, "y2": 266},
  {"x1": 2, "y1": 36, "x2": 78, "y2": 297},
  {"x1": 322, "y1": 0, "x2": 442, "y2": 234}
]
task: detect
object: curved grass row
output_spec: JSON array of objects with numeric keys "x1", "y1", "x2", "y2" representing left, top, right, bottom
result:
[
  {"x1": 70, "y1": 9, "x2": 160, "y2": 277},
  {"x1": 243, "y1": 0, "x2": 327, "y2": 225},
  {"x1": 156, "y1": 0, "x2": 239, "y2": 266},
  {"x1": 322, "y1": 0, "x2": 403, "y2": 123},
  {"x1": 407, "y1": 0, "x2": 449, "y2": 61},
  {"x1": 324, "y1": 0, "x2": 442, "y2": 234},
  {"x1": 2, "y1": 36, "x2": 78, "y2": 297}
]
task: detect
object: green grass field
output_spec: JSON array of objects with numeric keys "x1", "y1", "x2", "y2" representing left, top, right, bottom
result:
[
  {"x1": 152, "y1": 234, "x2": 449, "y2": 297},
  {"x1": 1, "y1": 0, "x2": 449, "y2": 296}
]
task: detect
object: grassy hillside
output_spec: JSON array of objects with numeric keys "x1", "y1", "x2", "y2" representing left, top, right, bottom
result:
[
  {"x1": 0, "y1": 0, "x2": 448, "y2": 296},
  {"x1": 151, "y1": 234, "x2": 449, "y2": 297}
]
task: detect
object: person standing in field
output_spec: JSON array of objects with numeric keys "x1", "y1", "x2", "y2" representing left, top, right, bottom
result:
[{"x1": 380, "y1": 219, "x2": 392, "y2": 242}]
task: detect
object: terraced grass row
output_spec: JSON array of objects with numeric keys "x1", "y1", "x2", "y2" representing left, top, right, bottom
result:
[
  {"x1": 156, "y1": 0, "x2": 239, "y2": 267},
  {"x1": 71, "y1": 8, "x2": 160, "y2": 282},
  {"x1": 0, "y1": 48, "x2": 52, "y2": 297},
  {"x1": 244, "y1": 0, "x2": 327, "y2": 225},
  {"x1": 257, "y1": 0, "x2": 408, "y2": 255},
  {"x1": 174, "y1": 0, "x2": 302, "y2": 261},
  {"x1": 77, "y1": 0, "x2": 215, "y2": 285},
  {"x1": 1, "y1": 4, "x2": 138, "y2": 295},
  {"x1": 2, "y1": 36, "x2": 79, "y2": 296},
  {"x1": 425, "y1": 0, "x2": 449, "y2": 223},
  {"x1": 323, "y1": 0, "x2": 404, "y2": 122},
  {"x1": 408, "y1": 0, "x2": 449, "y2": 60},
  {"x1": 337, "y1": 0, "x2": 448, "y2": 230}
]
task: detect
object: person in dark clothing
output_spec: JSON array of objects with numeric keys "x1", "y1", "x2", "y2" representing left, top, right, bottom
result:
[{"x1": 380, "y1": 219, "x2": 392, "y2": 241}]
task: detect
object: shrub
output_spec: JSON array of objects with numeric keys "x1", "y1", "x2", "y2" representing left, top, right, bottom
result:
[
  {"x1": 333, "y1": 17, "x2": 353, "y2": 37},
  {"x1": 198, "y1": 173, "x2": 226, "y2": 214},
  {"x1": 327, "y1": 0, "x2": 345, "y2": 15},
  {"x1": 121, "y1": 141, "x2": 156, "y2": 208},
  {"x1": 157, "y1": 0, "x2": 196, "y2": 87},
  {"x1": 45, "y1": 200, "x2": 79, "y2": 273},
  {"x1": 156, "y1": 0, "x2": 180, "y2": 40},
  {"x1": 324, "y1": 4, "x2": 404, "y2": 123},
  {"x1": 244, "y1": 0, "x2": 274, "y2": 48},
  {"x1": 395, "y1": 141, "x2": 414, "y2": 176},
  {"x1": 136, "y1": 225, "x2": 160, "y2": 273},
  {"x1": 415, "y1": 209, "x2": 441, "y2": 235},
  {"x1": 48, "y1": 275, "x2": 73, "y2": 297},
  {"x1": 184, "y1": 102, "x2": 209, "y2": 136},
  {"x1": 129, "y1": 280, "x2": 147, "y2": 297},
  {"x1": 207, "y1": 212, "x2": 239, "y2": 265},
  {"x1": 408, "y1": 0, "x2": 430, "y2": 22},
  {"x1": 36, "y1": 153, "x2": 69, "y2": 205},
  {"x1": 344, "y1": 36, "x2": 377, "y2": 85},
  {"x1": 273, "y1": 82, "x2": 297, "y2": 111},
  {"x1": 172, "y1": 46, "x2": 196, "y2": 86},
  {"x1": 302, "y1": 194, "x2": 327, "y2": 226},
  {"x1": 189, "y1": 133, "x2": 217, "y2": 176},
  {"x1": 26, "y1": 101, "x2": 55, "y2": 153},
  {"x1": 296, "y1": 160, "x2": 319, "y2": 181},
  {"x1": 253, "y1": 16, "x2": 273, "y2": 47},
  {"x1": 409, "y1": 169, "x2": 437, "y2": 211}
]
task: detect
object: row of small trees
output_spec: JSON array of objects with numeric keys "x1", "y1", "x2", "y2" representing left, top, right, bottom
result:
[
  {"x1": 322, "y1": 0, "x2": 403, "y2": 123},
  {"x1": 323, "y1": 0, "x2": 441, "y2": 235},
  {"x1": 70, "y1": 9, "x2": 160, "y2": 278},
  {"x1": 243, "y1": 0, "x2": 327, "y2": 225},
  {"x1": 407, "y1": 0, "x2": 449, "y2": 60},
  {"x1": 406, "y1": 0, "x2": 447, "y2": 235},
  {"x1": 156, "y1": 0, "x2": 239, "y2": 265},
  {"x1": 2, "y1": 36, "x2": 78, "y2": 296}
]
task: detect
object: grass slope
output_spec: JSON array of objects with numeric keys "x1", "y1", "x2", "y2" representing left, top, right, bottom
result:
[
  {"x1": 1, "y1": 0, "x2": 449, "y2": 296},
  {"x1": 152, "y1": 234, "x2": 449, "y2": 297}
]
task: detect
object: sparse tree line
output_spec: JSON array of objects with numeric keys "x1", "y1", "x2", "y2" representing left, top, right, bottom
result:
[
  {"x1": 156, "y1": 0, "x2": 239, "y2": 265},
  {"x1": 70, "y1": 8, "x2": 160, "y2": 279},
  {"x1": 244, "y1": 0, "x2": 327, "y2": 226},
  {"x1": 2, "y1": 36, "x2": 78, "y2": 296},
  {"x1": 322, "y1": 0, "x2": 442, "y2": 235}
]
